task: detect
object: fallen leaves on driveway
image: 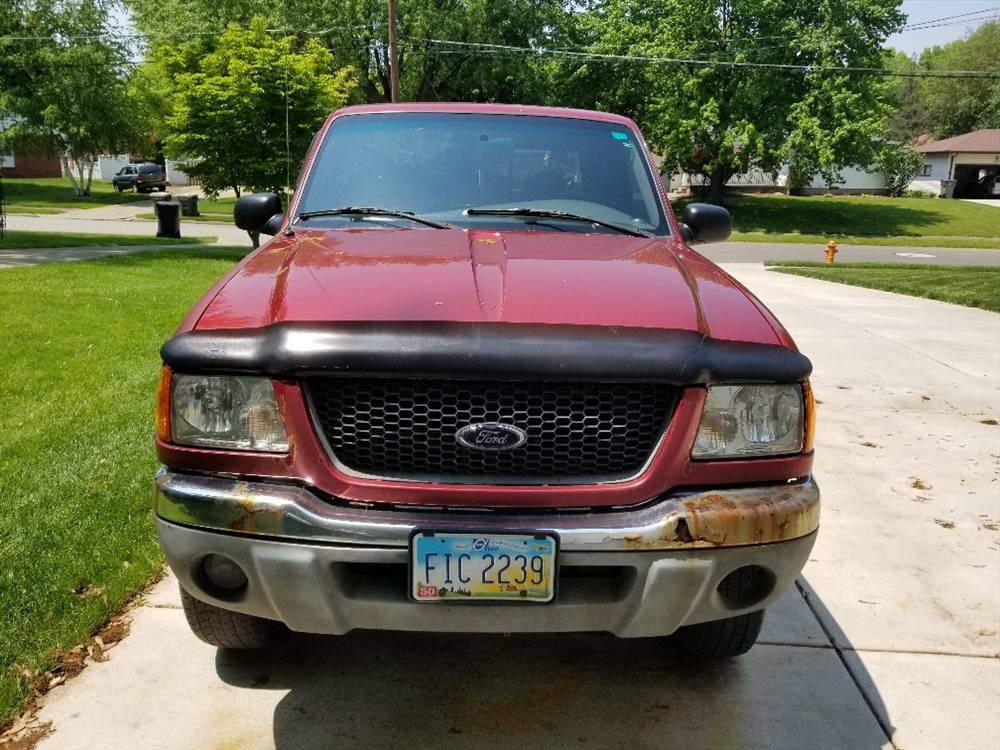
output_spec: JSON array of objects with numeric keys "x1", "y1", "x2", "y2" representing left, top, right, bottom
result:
[
  {"x1": 0, "y1": 716, "x2": 52, "y2": 750},
  {"x1": 0, "y1": 570, "x2": 164, "y2": 747}
]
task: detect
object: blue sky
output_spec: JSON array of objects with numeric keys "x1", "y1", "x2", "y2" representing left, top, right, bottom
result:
[{"x1": 887, "y1": 0, "x2": 999, "y2": 55}]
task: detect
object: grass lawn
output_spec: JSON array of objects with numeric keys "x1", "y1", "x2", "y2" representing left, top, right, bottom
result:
[
  {"x1": 1, "y1": 231, "x2": 216, "y2": 249},
  {"x1": 0, "y1": 246, "x2": 248, "y2": 728},
  {"x1": 4, "y1": 205, "x2": 65, "y2": 215},
  {"x1": 765, "y1": 261, "x2": 1000, "y2": 312},
  {"x1": 676, "y1": 194, "x2": 1000, "y2": 248},
  {"x1": 136, "y1": 197, "x2": 237, "y2": 224},
  {"x1": 198, "y1": 197, "x2": 236, "y2": 214},
  {"x1": 3, "y1": 177, "x2": 148, "y2": 210}
]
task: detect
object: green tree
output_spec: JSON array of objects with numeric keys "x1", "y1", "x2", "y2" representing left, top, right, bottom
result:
[
  {"x1": 876, "y1": 142, "x2": 924, "y2": 196},
  {"x1": 165, "y1": 18, "x2": 356, "y2": 197},
  {"x1": 0, "y1": 0, "x2": 142, "y2": 195},
  {"x1": 919, "y1": 22, "x2": 1000, "y2": 138},
  {"x1": 561, "y1": 0, "x2": 904, "y2": 203},
  {"x1": 126, "y1": 0, "x2": 563, "y2": 105},
  {"x1": 885, "y1": 50, "x2": 932, "y2": 141}
]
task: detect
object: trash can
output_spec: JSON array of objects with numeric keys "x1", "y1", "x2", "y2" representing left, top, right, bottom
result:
[
  {"x1": 939, "y1": 179, "x2": 956, "y2": 199},
  {"x1": 177, "y1": 195, "x2": 200, "y2": 217},
  {"x1": 155, "y1": 201, "x2": 181, "y2": 239},
  {"x1": 149, "y1": 193, "x2": 173, "y2": 206}
]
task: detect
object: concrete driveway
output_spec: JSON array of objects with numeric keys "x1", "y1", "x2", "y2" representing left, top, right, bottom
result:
[{"x1": 30, "y1": 265, "x2": 1000, "y2": 750}]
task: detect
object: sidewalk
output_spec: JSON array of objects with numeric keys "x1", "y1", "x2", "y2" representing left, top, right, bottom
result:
[
  {"x1": 24, "y1": 264, "x2": 1000, "y2": 750},
  {"x1": 5, "y1": 214, "x2": 251, "y2": 246},
  {"x1": 701, "y1": 241, "x2": 1000, "y2": 266},
  {"x1": 0, "y1": 245, "x2": 229, "y2": 269}
]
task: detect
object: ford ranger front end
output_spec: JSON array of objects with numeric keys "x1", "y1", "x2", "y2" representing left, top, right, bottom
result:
[{"x1": 153, "y1": 104, "x2": 819, "y2": 658}]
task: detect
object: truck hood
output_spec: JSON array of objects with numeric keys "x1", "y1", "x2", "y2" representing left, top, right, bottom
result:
[{"x1": 194, "y1": 228, "x2": 784, "y2": 345}]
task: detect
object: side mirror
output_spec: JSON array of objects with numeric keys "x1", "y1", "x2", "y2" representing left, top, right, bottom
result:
[
  {"x1": 234, "y1": 192, "x2": 284, "y2": 235},
  {"x1": 678, "y1": 203, "x2": 732, "y2": 244}
]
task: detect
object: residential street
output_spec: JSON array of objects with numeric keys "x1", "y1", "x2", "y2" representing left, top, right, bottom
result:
[
  {"x1": 4, "y1": 210, "x2": 998, "y2": 266},
  {"x1": 30, "y1": 264, "x2": 1000, "y2": 750}
]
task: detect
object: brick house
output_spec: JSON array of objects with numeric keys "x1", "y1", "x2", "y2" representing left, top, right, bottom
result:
[{"x1": 1, "y1": 151, "x2": 63, "y2": 178}]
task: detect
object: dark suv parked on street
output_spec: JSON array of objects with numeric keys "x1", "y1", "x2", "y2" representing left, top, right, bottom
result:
[{"x1": 113, "y1": 163, "x2": 168, "y2": 193}]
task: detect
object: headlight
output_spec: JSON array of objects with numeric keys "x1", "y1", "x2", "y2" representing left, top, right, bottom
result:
[
  {"x1": 170, "y1": 374, "x2": 288, "y2": 452},
  {"x1": 692, "y1": 384, "x2": 804, "y2": 459}
]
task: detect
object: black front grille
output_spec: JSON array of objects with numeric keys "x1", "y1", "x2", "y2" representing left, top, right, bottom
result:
[{"x1": 305, "y1": 377, "x2": 676, "y2": 483}]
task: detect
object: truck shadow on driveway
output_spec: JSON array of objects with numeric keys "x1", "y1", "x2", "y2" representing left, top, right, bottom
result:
[{"x1": 213, "y1": 582, "x2": 893, "y2": 750}]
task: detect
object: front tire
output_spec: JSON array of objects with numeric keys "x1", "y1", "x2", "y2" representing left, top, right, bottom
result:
[
  {"x1": 671, "y1": 610, "x2": 764, "y2": 659},
  {"x1": 179, "y1": 586, "x2": 280, "y2": 649}
]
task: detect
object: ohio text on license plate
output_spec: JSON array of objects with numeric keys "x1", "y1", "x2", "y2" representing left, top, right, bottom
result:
[{"x1": 411, "y1": 532, "x2": 557, "y2": 602}]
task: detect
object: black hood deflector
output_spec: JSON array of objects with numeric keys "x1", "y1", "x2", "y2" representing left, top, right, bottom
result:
[{"x1": 161, "y1": 322, "x2": 811, "y2": 384}]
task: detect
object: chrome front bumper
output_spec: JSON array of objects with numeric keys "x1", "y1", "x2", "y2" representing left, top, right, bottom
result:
[{"x1": 155, "y1": 468, "x2": 819, "y2": 637}]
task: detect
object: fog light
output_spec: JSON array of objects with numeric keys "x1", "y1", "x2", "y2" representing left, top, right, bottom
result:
[
  {"x1": 202, "y1": 554, "x2": 248, "y2": 592},
  {"x1": 717, "y1": 565, "x2": 775, "y2": 609}
]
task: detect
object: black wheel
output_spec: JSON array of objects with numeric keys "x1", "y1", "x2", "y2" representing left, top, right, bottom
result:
[
  {"x1": 671, "y1": 609, "x2": 764, "y2": 659},
  {"x1": 670, "y1": 567, "x2": 767, "y2": 658},
  {"x1": 113, "y1": 183, "x2": 122, "y2": 193},
  {"x1": 179, "y1": 586, "x2": 280, "y2": 649}
]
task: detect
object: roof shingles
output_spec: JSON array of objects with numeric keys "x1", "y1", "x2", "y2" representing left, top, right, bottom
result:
[{"x1": 917, "y1": 129, "x2": 1000, "y2": 154}]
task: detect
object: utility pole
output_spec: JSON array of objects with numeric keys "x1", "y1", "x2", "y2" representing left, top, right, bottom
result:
[{"x1": 388, "y1": 0, "x2": 400, "y2": 103}]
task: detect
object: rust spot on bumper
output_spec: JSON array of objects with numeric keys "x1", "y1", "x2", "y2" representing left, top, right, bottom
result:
[
  {"x1": 155, "y1": 468, "x2": 819, "y2": 552},
  {"x1": 609, "y1": 482, "x2": 820, "y2": 550}
]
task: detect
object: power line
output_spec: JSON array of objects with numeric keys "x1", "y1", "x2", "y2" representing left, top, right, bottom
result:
[
  {"x1": 900, "y1": 15, "x2": 999, "y2": 32},
  {"x1": 3, "y1": 25, "x2": 998, "y2": 80},
  {"x1": 0, "y1": 23, "x2": 381, "y2": 42},
  {"x1": 901, "y1": 7, "x2": 999, "y2": 30},
  {"x1": 403, "y1": 37, "x2": 1000, "y2": 79}
]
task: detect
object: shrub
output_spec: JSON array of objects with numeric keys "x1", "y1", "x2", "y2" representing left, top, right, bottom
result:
[{"x1": 878, "y1": 144, "x2": 925, "y2": 197}]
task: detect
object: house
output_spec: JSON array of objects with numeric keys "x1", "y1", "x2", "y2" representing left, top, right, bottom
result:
[
  {"x1": 911, "y1": 129, "x2": 1000, "y2": 198},
  {"x1": 1, "y1": 117, "x2": 63, "y2": 178},
  {"x1": 670, "y1": 164, "x2": 887, "y2": 195},
  {"x1": 0, "y1": 150, "x2": 62, "y2": 178}
]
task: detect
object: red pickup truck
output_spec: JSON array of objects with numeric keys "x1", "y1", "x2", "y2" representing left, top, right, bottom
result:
[{"x1": 154, "y1": 103, "x2": 818, "y2": 659}]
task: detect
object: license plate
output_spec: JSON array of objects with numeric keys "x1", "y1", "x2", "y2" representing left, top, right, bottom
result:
[{"x1": 410, "y1": 531, "x2": 557, "y2": 602}]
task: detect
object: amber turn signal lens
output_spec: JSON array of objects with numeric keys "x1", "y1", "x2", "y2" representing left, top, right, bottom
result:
[
  {"x1": 155, "y1": 366, "x2": 172, "y2": 441},
  {"x1": 802, "y1": 380, "x2": 816, "y2": 453}
]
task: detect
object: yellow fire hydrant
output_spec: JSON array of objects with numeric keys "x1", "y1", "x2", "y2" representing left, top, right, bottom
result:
[{"x1": 825, "y1": 239, "x2": 838, "y2": 264}]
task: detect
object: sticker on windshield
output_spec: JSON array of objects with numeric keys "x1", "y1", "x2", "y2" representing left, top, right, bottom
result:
[{"x1": 611, "y1": 131, "x2": 630, "y2": 141}]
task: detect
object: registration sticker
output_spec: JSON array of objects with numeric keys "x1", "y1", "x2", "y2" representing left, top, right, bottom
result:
[{"x1": 411, "y1": 532, "x2": 557, "y2": 602}]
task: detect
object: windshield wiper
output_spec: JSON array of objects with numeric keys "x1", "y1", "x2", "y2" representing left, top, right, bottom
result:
[
  {"x1": 464, "y1": 207, "x2": 652, "y2": 238},
  {"x1": 297, "y1": 206, "x2": 449, "y2": 229}
]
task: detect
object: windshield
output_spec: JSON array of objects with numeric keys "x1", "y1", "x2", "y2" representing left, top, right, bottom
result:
[{"x1": 296, "y1": 113, "x2": 669, "y2": 235}]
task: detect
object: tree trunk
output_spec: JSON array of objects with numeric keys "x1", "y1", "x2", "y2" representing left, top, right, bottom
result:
[
  {"x1": 708, "y1": 168, "x2": 727, "y2": 205},
  {"x1": 83, "y1": 159, "x2": 94, "y2": 196},
  {"x1": 71, "y1": 159, "x2": 93, "y2": 197},
  {"x1": 63, "y1": 155, "x2": 82, "y2": 196}
]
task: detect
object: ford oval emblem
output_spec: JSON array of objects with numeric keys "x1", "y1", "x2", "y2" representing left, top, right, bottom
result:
[{"x1": 455, "y1": 422, "x2": 527, "y2": 451}]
